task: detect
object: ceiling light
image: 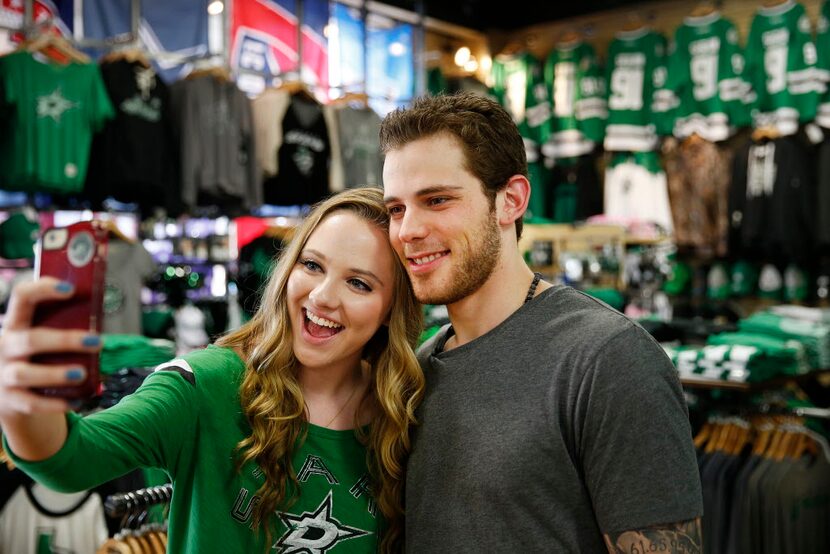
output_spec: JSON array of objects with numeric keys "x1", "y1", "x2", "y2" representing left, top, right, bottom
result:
[
  {"x1": 208, "y1": 1, "x2": 224, "y2": 15},
  {"x1": 464, "y1": 58, "x2": 479, "y2": 72},
  {"x1": 454, "y1": 46, "x2": 471, "y2": 67}
]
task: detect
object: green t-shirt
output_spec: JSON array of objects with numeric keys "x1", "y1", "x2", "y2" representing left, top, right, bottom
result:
[
  {"x1": 5, "y1": 345, "x2": 382, "y2": 553},
  {"x1": 0, "y1": 52, "x2": 114, "y2": 193}
]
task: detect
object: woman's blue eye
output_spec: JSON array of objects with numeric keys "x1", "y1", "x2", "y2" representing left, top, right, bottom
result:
[
  {"x1": 349, "y1": 279, "x2": 371, "y2": 292},
  {"x1": 300, "y1": 259, "x2": 321, "y2": 271}
]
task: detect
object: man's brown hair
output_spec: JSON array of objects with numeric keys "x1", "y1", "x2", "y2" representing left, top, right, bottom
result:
[{"x1": 379, "y1": 92, "x2": 528, "y2": 239}]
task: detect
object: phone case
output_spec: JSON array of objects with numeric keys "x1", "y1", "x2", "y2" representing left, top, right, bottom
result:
[{"x1": 32, "y1": 221, "x2": 108, "y2": 399}]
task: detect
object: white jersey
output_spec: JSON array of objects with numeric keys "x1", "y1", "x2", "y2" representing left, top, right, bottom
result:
[
  {"x1": 604, "y1": 157, "x2": 673, "y2": 232},
  {"x1": 0, "y1": 484, "x2": 108, "y2": 554}
]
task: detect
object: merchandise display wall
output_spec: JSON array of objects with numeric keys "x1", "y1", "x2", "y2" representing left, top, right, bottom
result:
[{"x1": 1, "y1": 0, "x2": 830, "y2": 552}]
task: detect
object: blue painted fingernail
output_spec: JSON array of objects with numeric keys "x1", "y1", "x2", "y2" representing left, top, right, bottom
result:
[
  {"x1": 66, "y1": 369, "x2": 85, "y2": 381},
  {"x1": 55, "y1": 281, "x2": 73, "y2": 293},
  {"x1": 82, "y1": 335, "x2": 101, "y2": 347}
]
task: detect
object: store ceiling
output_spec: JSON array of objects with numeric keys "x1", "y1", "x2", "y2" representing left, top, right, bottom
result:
[{"x1": 384, "y1": 0, "x2": 653, "y2": 31}]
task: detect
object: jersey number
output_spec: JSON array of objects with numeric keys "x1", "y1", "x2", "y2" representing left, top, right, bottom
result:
[
  {"x1": 691, "y1": 54, "x2": 718, "y2": 101},
  {"x1": 764, "y1": 45, "x2": 788, "y2": 94},
  {"x1": 609, "y1": 66, "x2": 644, "y2": 111},
  {"x1": 553, "y1": 62, "x2": 577, "y2": 117}
]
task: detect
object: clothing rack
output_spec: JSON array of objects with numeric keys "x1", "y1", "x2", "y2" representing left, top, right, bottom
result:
[{"x1": 104, "y1": 483, "x2": 173, "y2": 518}]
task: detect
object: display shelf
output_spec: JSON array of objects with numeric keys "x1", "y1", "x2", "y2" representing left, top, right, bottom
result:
[{"x1": 680, "y1": 368, "x2": 830, "y2": 392}]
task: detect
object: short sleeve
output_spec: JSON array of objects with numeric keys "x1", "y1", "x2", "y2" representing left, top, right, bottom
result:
[
  {"x1": 88, "y1": 64, "x2": 115, "y2": 131},
  {"x1": 0, "y1": 54, "x2": 17, "y2": 107},
  {"x1": 135, "y1": 242, "x2": 158, "y2": 280},
  {"x1": 578, "y1": 325, "x2": 703, "y2": 534}
]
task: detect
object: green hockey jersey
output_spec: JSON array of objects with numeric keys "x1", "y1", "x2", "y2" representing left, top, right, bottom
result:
[
  {"x1": 0, "y1": 52, "x2": 114, "y2": 194},
  {"x1": 541, "y1": 41, "x2": 606, "y2": 160},
  {"x1": 490, "y1": 52, "x2": 553, "y2": 162},
  {"x1": 604, "y1": 28, "x2": 671, "y2": 152},
  {"x1": 816, "y1": 0, "x2": 830, "y2": 128},
  {"x1": 663, "y1": 11, "x2": 749, "y2": 141},
  {"x1": 743, "y1": 0, "x2": 823, "y2": 135},
  {"x1": 490, "y1": 52, "x2": 553, "y2": 220}
]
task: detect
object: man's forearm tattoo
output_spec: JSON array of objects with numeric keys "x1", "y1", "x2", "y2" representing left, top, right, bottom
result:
[{"x1": 603, "y1": 518, "x2": 702, "y2": 554}]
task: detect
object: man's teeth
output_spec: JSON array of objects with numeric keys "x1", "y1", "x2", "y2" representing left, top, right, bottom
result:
[
  {"x1": 306, "y1": 311, "x2": 342, "y2": 329},
  {"x1": 413, "y1": 253, "x2": 444, "y2": 265}
]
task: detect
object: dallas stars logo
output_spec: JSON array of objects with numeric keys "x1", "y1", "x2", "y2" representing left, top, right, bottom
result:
[
  {"x1": 36, "y1": 87, "x2": 78, "y2": 123},
  {"x1": 275, "y1": 491, "x2": 369, "y2": 553}
]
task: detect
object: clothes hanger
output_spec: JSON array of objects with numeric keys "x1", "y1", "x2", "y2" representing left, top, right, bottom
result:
[
  {"x1": 99, "y1": 219, "x2": 136, "y2": 244},
  {"x1": 690, "y1": 1, "x2": 718, "y2": 18},
  {"x1": 752, "y1": 125, "x2": 782, "y2": 142},
  {"x1": 557, "y1": 29, "x2": 582, "y2": 46},
  {"x1": 693, "y1": 421, "x2": 713, "y2": 449},
  {"x1": 102, "y1": 46, "x2": 151, "y2": 68},
  {"x1": 621, "y1": 12, "x2": 647, "y2": 33},
  {"x1": 19, "y1": 33, "x2": 90, "y2": 64},
  {"x1": 331, "y1": 91, "x2": 370, "y2": 109}
]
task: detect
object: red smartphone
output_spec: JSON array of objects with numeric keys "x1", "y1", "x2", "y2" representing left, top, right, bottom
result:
[{"x1": 32, "y1": 221, "x2": 108, "y2": 399}]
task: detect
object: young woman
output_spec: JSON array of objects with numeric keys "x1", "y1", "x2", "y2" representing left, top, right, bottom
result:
[{"x1": 0, "y1": 188, "x2": 424, "y2": 553}]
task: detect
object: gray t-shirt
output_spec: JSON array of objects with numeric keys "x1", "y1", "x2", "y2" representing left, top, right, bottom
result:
[
  {"x1": 103, "y1": 240, "x2": 156, "y2": 335},
  {"x1": 405, "y1": 285, "x2": 703, "y2": 552},
  {"x1": 335, "y1": 106, "x2": 383, "y2": 189}
]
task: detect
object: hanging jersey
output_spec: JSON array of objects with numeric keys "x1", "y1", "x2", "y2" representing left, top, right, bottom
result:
[
  {"x1": 0, "y1": 483, "x2": 108, "y2": 554},
  {"x1": 728, "y1": 136, "x2": 816, "y2": 263},
  {"x1": 816, "y1": 1, "x2": 830, "y2": 128},
  {"x1": 743, "y1": 0, "x2": 823, "y2": 135},
  {"x1": 604, "y1": 29, "x2": 670, "y2": 152},
  {"x1": 85, "y1": 59, "x2": 177, "y2": 213},
  {"x1": 0, "y1": 52, "x2": 114, "y2": 194},
  {"x1": 542, "y1": 42, "x2": 606, "y2": 159},
  {"x1": 490, "y1": 52, "x2": 552, "y2": 165},
  {"x1": 664, "y1": 12, "x2": 749, "y2": 141},
  {"x1": 264, "y1": 95, "x2": 331, "y2": 207},
  {"x1": 604, "y1": 152, "x2": 673, "y2": 231},
  {"x1": 336, "y1": 106, "x2": 384, "y2": 189}
]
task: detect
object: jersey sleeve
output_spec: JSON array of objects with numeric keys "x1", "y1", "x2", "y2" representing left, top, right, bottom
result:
[
  {"x1": 789, "y1": 10, "x2": 820, "y2": 122},
  {"x1": 577, "y1": 325, "x2": 702, "y2": 533},
  {"x1": 818, "y1": 4, "x2": 830, "y2": 127},
  {"x1": 720, "y1": 23, "x2": 751, "y2": 128},
  {"x1": 576, "y1": 46, "x2": 608, "y2": 143},
  {"x1": 651, "y1": 33, "x2": 675, "y2": 136},
  {"x1": 88, "y1": 64, "x2": 115, "y2": 132},
  {"x1": 741, "y1": 18, "x2": 762, "y2": 117},
  {"x1": 4, "y1": 369, "x2": 198, "y2": 493}
]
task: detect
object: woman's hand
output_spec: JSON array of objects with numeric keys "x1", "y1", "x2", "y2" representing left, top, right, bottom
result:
[{"x1": 0, "y1": 277, "x2": 101, "y2": 417}]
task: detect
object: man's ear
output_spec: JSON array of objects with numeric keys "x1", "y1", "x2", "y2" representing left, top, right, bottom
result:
[{"x1": 497, "y1": 175, "x2": 531, "y2": 228}]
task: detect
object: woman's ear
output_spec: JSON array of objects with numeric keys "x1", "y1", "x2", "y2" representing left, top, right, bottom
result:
[{"x1": 497, "y1": 175, "x2": 531, "y2": 228}]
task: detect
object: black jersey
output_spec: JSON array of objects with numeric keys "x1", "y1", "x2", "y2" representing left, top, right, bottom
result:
[
  {"x1": 85, "y1": 59, "x2": 178, "y2": 214},
  {"x1": 729, "y1": 135, "x2": 816, "y2": 264},
  {"x1": 263, "y1": 94, "x2": 331, "y2": 206}
]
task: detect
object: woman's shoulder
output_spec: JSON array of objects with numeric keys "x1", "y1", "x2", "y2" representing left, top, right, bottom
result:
[{"x1": 153, "y1": 345, "x2": 247, "y2": 390}]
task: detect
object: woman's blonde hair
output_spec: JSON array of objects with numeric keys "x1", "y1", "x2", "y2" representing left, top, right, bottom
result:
[{"x1": 217, "y1": 187, "x2": 424, "y2": 552}]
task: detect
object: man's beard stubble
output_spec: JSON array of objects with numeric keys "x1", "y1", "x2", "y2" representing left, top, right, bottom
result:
[{"x1": 411, "y1": 213, "x2": 501, "y2": 306}]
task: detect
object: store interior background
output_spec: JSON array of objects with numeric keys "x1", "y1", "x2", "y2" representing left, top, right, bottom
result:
[{"x1": 2, "y1": 0, "x2": 830, "y2": 551}]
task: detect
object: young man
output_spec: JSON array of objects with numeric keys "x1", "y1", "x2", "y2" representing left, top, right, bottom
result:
[{"x1": 380, "y1": 93, "x2": 703, "y2": 553}]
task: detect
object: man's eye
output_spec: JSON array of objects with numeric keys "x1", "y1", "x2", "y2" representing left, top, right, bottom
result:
[
  {"x1": 387, "y1": 205, "x2": 404, "y2": 216},
  {"x1": 428, "y1": 197, "x2": 448, "y2": 206}
]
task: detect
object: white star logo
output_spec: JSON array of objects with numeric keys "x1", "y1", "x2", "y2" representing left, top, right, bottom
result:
[
  {"x1": 36, "y1": 87, "x2": 78, "y2": 123},
  {"x1": 275, "y1": 491, "x2": 370, "y2": 553}
]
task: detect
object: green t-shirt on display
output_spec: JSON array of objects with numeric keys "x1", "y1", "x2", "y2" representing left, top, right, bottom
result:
[
  {"x1": 0, "y1": 51, "x2": 114, "y2": 193},
  {"x1": 5, "y1": 345, "x2": 382, "y2": 553}
]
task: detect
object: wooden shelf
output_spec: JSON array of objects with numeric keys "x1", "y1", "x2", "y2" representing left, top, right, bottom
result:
[{"x1": 680, "y1": 368, "x2": 830, "y2": 392}]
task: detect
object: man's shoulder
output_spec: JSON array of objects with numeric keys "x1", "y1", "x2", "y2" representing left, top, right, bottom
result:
[{"x1": 416, "y1": 325, "x2": 451, "y2": 365}]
